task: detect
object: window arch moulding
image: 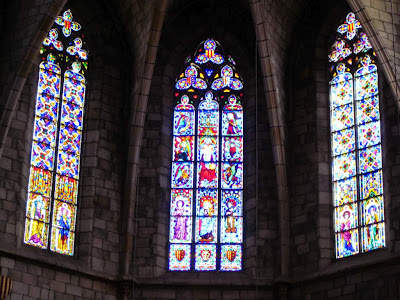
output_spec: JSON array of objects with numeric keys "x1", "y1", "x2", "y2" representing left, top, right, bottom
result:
[
  {"x1": 24, "y1": 9, "x2": 89, "y2": 256},
  {"x1": 329, "y1": 12, "x2": 385, "y2": 259}
]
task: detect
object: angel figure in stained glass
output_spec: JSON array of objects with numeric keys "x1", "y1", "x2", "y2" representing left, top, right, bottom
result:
[
  {"x1": 341, "y1": 210, "x2": 355, "y2": 254},
  {"x1": 176, "y1": 114, "x2": 191, "y2": 135},
  {"x1": 174, "y1": 164, "x2": 190, "y2": 186},
  {"x1": 225, "y1": 198, "x2": 237, "y2": 233},
  {"x1": 56, "y1": 203, "x2": 71, "y2": 252},
  {"x1": 176, "y1": 139, "x2": 191, "y2": 161},
  {"x1": 173, "y1": 198, "x2": 189, "y2": 241}
]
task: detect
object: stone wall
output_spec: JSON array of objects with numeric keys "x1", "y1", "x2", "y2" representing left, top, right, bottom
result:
[{"x1": 0, "y1": 255, "x2": 117, "y2": 300}]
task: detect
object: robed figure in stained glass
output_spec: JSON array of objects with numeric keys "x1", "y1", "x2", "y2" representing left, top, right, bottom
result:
[
  {"x1": 224, "y1": 198, "x2": 238, "y2": 234},
  {"x1": 173, "y1": 198, "x2": 189, "y2": 241},
  {"x1": 56, "y1": 203, "x2": 72, "y2": 252}
]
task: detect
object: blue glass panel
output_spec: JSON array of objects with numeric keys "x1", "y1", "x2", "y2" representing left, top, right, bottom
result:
[
  {"x1": 33, "y1": 117, "x2": 57, "y2": 147},
  {"x1": 332, "y1": 152, "x2": 356, "y2": 181},
  {"x1": 58, "y1": 125, "x2": 82, "y2": 154},
  {"x1": 330, "y1": 76, "x2": 353, "y2": 108},
  {"x1": 355, "y1": 69, "x2": 378, "y2": 100},
  {"x1": 332, "y1": 128, "x2": 355, "y2": 156},
  {"x1": 31, "y1": 141, "x2": 55, "y2": 171},
  {"x1": 61, "y1": 101, "x2": 83, "y2": 130},
  {"x1": 358, "y1": 145, "x2": 381, "y2": 174},
  {"x1": 56, "y1": 150, "x2": 80, "y2": 179},
  {"x1": 358, "y1": 121, "x2": 381, "y2": 149},
  {"x1": 356, "y1": 95, "x2": 380, "y2": 125},
  {"x1": 35, "y1": 94, "x2": 59, "y2": 120},
  {"x1": 331, "y1": 104, "x2": 354, "y2": 132}
]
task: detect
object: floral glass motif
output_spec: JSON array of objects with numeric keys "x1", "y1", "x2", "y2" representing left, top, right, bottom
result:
[
  {"x1": 169, "y1": 39, "x2": 244, "y2": 271},
  {"x1": 24, "y1": 9, "x2": 88, "y2": 255},
  {"x1": 330, "y1": 12, "x2": 385, "y2": 258}
]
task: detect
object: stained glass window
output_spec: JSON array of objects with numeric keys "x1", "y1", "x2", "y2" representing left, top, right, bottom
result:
[
  {"x1": 169, "y1": 39, "x2": 244, "y2": 271},
  {"x1": 24, "y1": 9, "x2": 88, "y2": 256},
  {"x1": 329, "y1": 12, "x2": 385, "y2": 258}
]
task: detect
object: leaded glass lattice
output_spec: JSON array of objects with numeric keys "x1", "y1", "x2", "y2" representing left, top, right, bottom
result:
[
  {"x1": 169, "y1": 39, "x2": 244, "y2": 271},
  {"x1": 24, "y1": 9, "x2": 88, "y2": 256},
  {"x1": 329, "y1": 12, "x2": 385, "y2": 258}
]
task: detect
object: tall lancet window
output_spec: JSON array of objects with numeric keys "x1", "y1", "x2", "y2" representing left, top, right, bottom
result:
[
  {"x1": 24, "y1": 9, "x2": 88, "y2": 256},
  {"x1": 169, "y1": 39, "x2": 244, "y2": 271},
  {"x1": 329, "y1": 12, "x2": 385, "y2": 258}
]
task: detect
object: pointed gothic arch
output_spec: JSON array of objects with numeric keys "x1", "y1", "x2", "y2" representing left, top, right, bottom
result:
[
  {"x1": 169, "y1": 38, "x2": 244, "y2": 271},
  {"x1": 24, "y1": 9, "x2": 89, "y2": 255},
  {"x1": 329, "y1": 12, "x2": 385, "y2": 258}
]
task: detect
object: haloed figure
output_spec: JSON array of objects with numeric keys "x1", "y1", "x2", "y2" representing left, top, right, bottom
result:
[
  {"x1": 29, "y1": 196, "x2": 45, "y2": 245},
  {"x1": 341, "y1": 210, "x2": 355, "y2": 254},
  {"x1": 199, "y1": 200, "x2": 214, "y2": 242},
  {"x1": 225, "y1": 198, "x2": 237, "y2": 233},
  {"x1": 173, "y1": 199, "x2": 188, "y2": 241},
  {"x1": 57, "y1": 203, "x2": 71, "y2": 252}
]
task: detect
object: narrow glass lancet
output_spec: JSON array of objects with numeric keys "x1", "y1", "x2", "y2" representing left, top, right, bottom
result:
[
  {"x1": 169, "y1": 39, "x2": 244, "y2": 271},
  {"x1": 329, "y1": 12, "x2": 385, "y2": 258},
  {"x1": 24, "y1": 9, "x2": 88, "y2": 255}
]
